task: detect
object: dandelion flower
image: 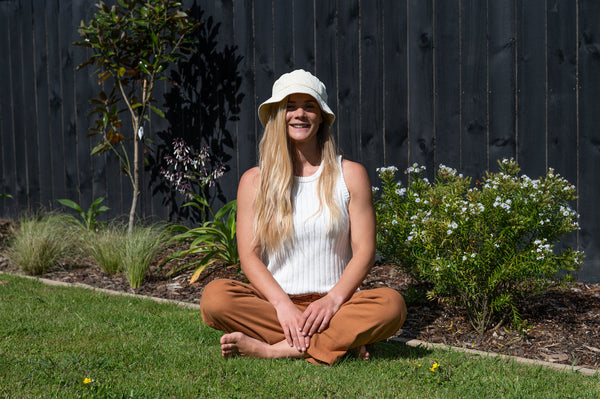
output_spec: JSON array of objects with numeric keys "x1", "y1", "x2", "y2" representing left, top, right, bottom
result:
[
  {"x1": 430, "y1": 362, "x2": 440, "y2": 372},
  {"x1": 83, "y1": 378, "x2": 93, "y2": 384}
]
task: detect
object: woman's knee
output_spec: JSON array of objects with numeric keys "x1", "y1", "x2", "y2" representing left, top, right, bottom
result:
[
  {"x1": 199, "y1": 279, "x2": 237, "y2": 318},
  {"x1": 375, "y1": 288, "x2": 407, "y2": 326}
]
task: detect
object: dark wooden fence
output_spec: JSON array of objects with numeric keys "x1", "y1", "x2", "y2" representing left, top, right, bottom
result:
[{"x1": 1, "y1": 0, "x2": 599, "y2": 282}]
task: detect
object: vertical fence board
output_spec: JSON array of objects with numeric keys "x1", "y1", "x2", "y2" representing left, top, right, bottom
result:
[
  {"x1": 547, "y1": 0, "x2": 579, "y2": 255},
  {"x1": 9, "y1": 1, "x2": 29, "y2": 209},
  {"x1": 21, "y1": 0, "x2": 41, "y2": 208},
  {"x1": 273, "y1": 1, "x2": 293, "y2": 80},
  {"x1": 547, "y1": 0, "x2": 578, "y2": 184},
  {"x1": 382, "y1": 0, "x2": 408, "y2": 175},
  {"x1": 58, "y1": 0, "x2": 79, "y2": 203},
  {"x1": 336, "y1": 0, "x2": 360, "y2": 160},
  {"x1": 314, "y1": 0, "x2": 338, "y2": 149},
  {"x1": 0, "y1": 2, "x2": 16, "y2": 216},
  {"x1": 73, "y1": 0, "x2": 94, "y2": 213},
  {"x1": 516, "y1": 0, "x2": 546, "y2": 178},
  {"x1": 292, "y1": 0, "x2": 314, "y2": 71},
  {"x1": 434, "y1": 0, "x2": 461, "y2": 172},
  {"x1": 408, "y1": 0, "x2": 434, "y2": 173},
  {"x1": 232, "y1": 0, "x2": 257, "y2": 175},
  {"x1": 33, "y1": 0, "x2": 53, "y2": 209},
  {"x1": 577, "y1": 0, "x2": 600, "y2": 282},
  {"x1": 211, "y1": 0, "x2": 240, "y2": 206},
  {"x1": 360, "y1": 0, "x2": 384, "y2": 176},
  {"x1": 45, "y1": 0, "x2": 67, "y2": 206},
  {"x1": 488, "y1": 0, "x2": 516, "y2": 170},
  {"x1": 460, "y1": 0, "x2": 488, "y2": 179},
  {"x1": 253, "y1": 0, "x2": 273, "y2": 147}
]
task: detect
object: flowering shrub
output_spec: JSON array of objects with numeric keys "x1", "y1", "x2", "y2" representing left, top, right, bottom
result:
[
  {"x1": 161, "y1": 138, "x2": 238, "y2": 282},
  {"x1": 161, "y1": 138, "x2": 226, "y2": 221},
  {"x1": 374, "y1": 159, "x2": 583, "y2": 334}
]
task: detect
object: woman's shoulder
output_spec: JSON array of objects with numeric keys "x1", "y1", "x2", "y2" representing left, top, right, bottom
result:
[
  {"x1": 341, "y1": 158, "x2": 371, "y2": 193},
  {"x1": 238, "y1": 167, "x2": 260, "y2": 195},
  {"x1": 341, "y1": 158, "x2": 369, "y2": 180}
]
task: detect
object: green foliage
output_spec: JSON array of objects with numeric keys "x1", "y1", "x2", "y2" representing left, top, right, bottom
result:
[
  {"x1": 74, "y1": 0, "x2": 201, "y2": 232},
  {"x1": 58, "y1": 197, "x2": 109, "y2": 231},
  {"x1": 168, "y1": 200, "x2": 238, "y2": 283},
  {"x1": 83, "y1": 224, "x2": 127, "y2": 274},
  {"x1": 374, "y1": 159, "x2": 583, "y2": 334},
  {"x1": 0, "y1": 193, "x2": 12, "y2": 200},
  {"x1": 121, "y1": 224, "x2": 170, "y2": 289},
  {"x1": 5, "y1": 213, "x2": 82, "y2": 275}
]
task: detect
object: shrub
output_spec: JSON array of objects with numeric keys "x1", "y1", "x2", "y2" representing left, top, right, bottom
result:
[
  {"x1": 168, "y1": 200, "x2": 238, "y2": 283},
  {"x1": 374, "y1": 159, "x2": 583, "y2": 334},
  {"x1": 121, "y1": 224, "x2": 169, "y2": 289},
  {"x1": 6, "y1": 213, "x2": 81, "y2": 275}
]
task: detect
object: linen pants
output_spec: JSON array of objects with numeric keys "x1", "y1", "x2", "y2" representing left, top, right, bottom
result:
[{"x1": 200, "y1": 279, "x2": 407, "y2": 365}]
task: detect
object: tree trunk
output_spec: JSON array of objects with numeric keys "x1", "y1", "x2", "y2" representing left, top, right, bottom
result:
[{"x1": 128, "y1": 132, "x2": 141, "y2": 233}]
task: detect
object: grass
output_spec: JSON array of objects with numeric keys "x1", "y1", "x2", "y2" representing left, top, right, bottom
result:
[
  {"x1": 5, "y1": 213, "x2": 81, "y2": 275},
  {"x1": 121, "y1": 224, "x2": 169, "y2": 289},
  {"x1": 0, "y1": 274, "x2": 598, "y2": 399},
  {"x1": 83, "y1": 225, "x2": 127, "y2": 275}
]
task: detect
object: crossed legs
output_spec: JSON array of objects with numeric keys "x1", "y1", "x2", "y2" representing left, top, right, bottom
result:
[{"x1": 200, "y1": 279, "x2": 407, "y2": 365}]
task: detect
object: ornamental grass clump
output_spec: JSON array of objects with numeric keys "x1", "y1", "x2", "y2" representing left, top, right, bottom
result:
[
  {"x1": 121, "y1": 224, "x2": 169, "y2": 289},
  {"x1": 83, "y1": 224, "x2": 127, "y2": 275},
  {"x1": 6, "y1": 213, "x2": 81, "y2": 275},
  {"x1": 374, "y1": 159, "x2": 583, "y2": 334}
]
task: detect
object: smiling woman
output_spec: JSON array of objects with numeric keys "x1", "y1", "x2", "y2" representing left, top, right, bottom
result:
[
  {"x1": 199, "y1": 69, "x2": 407, "y2": 365},
  {"x1": 285, "y1": 93, "x2": 323, "y2": 148}
]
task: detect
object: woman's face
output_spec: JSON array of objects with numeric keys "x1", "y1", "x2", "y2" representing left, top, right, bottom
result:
[{"x1": 285, "y1": 93, "x2": 323, "y2": 145}]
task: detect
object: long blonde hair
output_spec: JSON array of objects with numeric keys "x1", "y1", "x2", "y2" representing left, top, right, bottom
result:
[{"x1": 254, "y1": 98, "x2": 343, "y2": 253}]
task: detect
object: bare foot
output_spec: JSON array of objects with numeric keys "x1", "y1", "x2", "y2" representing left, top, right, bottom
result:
[
  {"x1": 353, "y1": 345, "x2": 370, "y2": 361},
  {"x1": 220, "y1": 332, "x2": 304, "y2": 359}
]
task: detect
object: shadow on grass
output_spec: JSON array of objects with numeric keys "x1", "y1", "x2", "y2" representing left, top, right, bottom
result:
[{"x1": 341, "y1": 340, "x2": 433, "y2": 362}]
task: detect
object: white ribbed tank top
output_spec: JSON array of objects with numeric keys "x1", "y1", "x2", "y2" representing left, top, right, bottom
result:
[{"x1": 264, "y1": 156, "x2": 352, "y2": 295}]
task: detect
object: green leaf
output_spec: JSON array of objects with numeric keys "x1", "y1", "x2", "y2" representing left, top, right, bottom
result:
[
  {"x1": 149, "y1": 104, "x2": 165, "y2": 118},
  {"x1": 58, "y1": 199, "x2": 84, "y2": 214}
]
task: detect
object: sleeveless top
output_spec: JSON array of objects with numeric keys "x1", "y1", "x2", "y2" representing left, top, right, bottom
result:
[{"x1": 264, "y1": 156, "x2": 352, "y2": 294}]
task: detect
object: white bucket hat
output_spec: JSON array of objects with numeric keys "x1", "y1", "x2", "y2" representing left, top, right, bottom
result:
[{"x1": 258, "y1": 69, "x2": 335, "y2": 127}]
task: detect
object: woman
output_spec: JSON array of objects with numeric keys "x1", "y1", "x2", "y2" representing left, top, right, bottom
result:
[{"x1": 200, "y1": 69, "x2": 406, "y2": 365}]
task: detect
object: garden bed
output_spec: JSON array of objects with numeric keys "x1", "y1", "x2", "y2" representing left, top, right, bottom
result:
[{"x1": 0, "y1": 217, "x2": 598, "y2": 370}]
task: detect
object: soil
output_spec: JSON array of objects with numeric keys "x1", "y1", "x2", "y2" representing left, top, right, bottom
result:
[{"x1": 1, "y1": 218, "x2": 599, "y2": 370}]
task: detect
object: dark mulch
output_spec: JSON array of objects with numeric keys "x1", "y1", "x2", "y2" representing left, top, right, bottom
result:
[{"x1": 1, "y1": 218, "x2": 599, "y2": 370}]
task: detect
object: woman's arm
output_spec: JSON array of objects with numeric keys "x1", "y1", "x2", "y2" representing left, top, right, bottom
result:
[
  {"x1": 300, "y1": 159, "x2": 376, "y2": 336},
  {"x1": 236, "y1": 168, "x2": 310, "y2": 352}
]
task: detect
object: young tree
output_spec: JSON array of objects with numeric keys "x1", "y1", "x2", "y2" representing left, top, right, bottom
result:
[{"x1": 74, "y1": 0, "x2": 201, "y2": 232}]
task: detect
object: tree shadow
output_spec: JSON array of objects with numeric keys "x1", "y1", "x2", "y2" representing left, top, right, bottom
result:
[
  {"x1": 369, "y1": 339, "x2": 433, "y2": 361},
  {"x1": 147, "y1": 2, "x2": 244, "y2": 223}
]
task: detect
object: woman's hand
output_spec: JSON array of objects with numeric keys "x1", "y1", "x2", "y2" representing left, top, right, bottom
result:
[
  {"x1": 299, "y1": 294, "x2": 342, "y2": 337},
  {"x1": 275, "y1": 301, "x2": 311, "y2": 352}
]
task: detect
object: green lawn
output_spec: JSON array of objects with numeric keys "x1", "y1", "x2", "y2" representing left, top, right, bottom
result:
[{"x1": 0, "y1": 273, "x2": 598, "y2": 398}]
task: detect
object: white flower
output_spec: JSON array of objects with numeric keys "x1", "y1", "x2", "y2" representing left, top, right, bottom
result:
[
  {"x1": 395, "y1": 187, "x2": 406, "y2": 196},
  {"x1": 447, "y1": 229, "x2": 453, "y2": 235}
]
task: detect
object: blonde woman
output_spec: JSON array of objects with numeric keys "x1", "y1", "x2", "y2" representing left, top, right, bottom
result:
[{"x1": 200, "y1": 70, "x2": 406, "y2": 365}]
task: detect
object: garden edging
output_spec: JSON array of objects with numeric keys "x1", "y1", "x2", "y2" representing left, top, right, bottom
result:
[{"x1": 4, "y1": 271, "x2": 598, "y2": 377}]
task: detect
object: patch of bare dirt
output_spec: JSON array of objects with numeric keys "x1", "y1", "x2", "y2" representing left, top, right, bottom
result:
[{"x1": 1, "y1": 217, "x2": 599, "y2": 370}]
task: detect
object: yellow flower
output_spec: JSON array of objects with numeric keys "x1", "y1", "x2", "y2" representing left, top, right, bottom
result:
[
  {"x1": 83, "y1": 378, "x2": 93, "y2": 384},
  {"x1": 429, "y1": 362, "x2": 440, "y2": 372}
]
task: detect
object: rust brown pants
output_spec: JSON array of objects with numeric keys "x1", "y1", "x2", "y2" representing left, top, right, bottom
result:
[{"x1": 200, "y1": 279, "x2": 407, "y2": 365}]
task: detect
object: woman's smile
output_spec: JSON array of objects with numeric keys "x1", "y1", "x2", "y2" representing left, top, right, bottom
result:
[{"x1": 286, "y1": 93, "x2": 323, "y2": 143}]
